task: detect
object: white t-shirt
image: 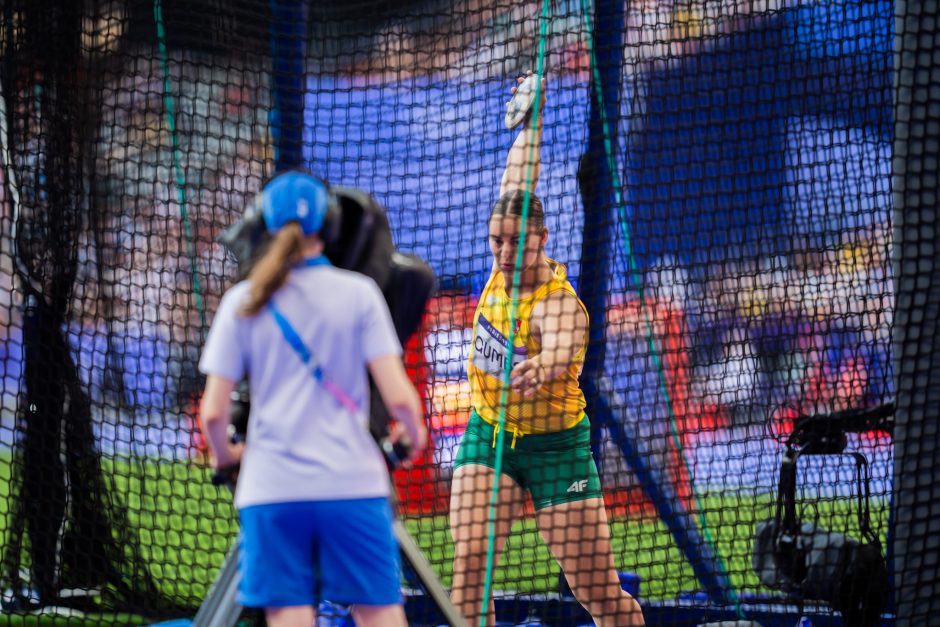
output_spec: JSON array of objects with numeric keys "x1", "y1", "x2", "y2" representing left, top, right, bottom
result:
[{"x1": 199, "y1": 262, "x2": 402, "y2": 508}]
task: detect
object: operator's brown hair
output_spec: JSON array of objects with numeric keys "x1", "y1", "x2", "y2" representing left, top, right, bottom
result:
[{"x1": 240, "y1": 222, "x2": 304, "y2": 316}]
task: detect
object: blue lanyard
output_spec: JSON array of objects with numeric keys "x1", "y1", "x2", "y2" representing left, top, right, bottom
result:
[
  {"x1": 268, "y1": 303, "x2": 321, "y2": 378},
  {"x1": 267, "y1": 256, "x2": 360, "y2": 414},
  {"x1": 297, "y1": 255, "x2": 330, "y2": 268}
]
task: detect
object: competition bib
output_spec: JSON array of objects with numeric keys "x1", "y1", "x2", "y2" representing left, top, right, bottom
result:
[{"x1": 472, "y1": 313, "x2": 527, "y2": 379}]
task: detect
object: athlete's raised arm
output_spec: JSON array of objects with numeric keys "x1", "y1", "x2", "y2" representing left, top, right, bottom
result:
[{"x1": 500, "y1": 71, "x2": 546, "y2": 197}]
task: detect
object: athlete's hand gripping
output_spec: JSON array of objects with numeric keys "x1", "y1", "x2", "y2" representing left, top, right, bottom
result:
[{"x1": 510, "y1": 358, "x2": 547, "y2": 398}]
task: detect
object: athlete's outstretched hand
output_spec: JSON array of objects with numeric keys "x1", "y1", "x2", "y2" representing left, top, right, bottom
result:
[{"x1": 510, "y1": 358, "x2": 546, "y2": 398}]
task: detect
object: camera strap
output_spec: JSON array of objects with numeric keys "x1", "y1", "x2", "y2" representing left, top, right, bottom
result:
[{"x1": 267, "y1": 260, "x2": 361, "y2": 415}]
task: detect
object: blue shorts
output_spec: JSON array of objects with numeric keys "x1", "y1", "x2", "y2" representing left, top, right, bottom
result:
[{"x1": 237, "y1": 498, "x2": 402, "y2": 608}]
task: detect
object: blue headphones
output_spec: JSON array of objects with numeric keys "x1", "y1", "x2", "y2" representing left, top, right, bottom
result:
[{"x1": 260, "y1": 171, "x2": 341, "y2": 244}]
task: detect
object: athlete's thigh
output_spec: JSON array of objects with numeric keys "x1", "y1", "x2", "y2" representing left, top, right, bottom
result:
[
  {"x1": 535, "y1": 497, "x2": 620, "y2": 582},
  {"x1": 450, "y1": 463, "x2": 525, "y2": 548}
]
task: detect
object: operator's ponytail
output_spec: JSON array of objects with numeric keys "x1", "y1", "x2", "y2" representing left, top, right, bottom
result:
[{"x1": 240, "y1": 222, "x2": 304, "y2": 316}]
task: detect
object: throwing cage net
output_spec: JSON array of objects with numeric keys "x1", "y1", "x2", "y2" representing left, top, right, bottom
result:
[{"x1": 0, "y1": 0, "x2": 935, "y2": 625}]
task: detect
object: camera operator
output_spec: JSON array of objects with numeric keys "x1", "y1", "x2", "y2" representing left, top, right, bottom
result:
[{"x1": 198, "y1": 171, "x2": 426, "y2": 627}]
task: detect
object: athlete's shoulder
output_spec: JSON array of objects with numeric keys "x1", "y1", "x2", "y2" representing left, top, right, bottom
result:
[
  {"x1": 476, "y1": 267, "x2": 503, "y2": 302},
  {"x1": 534, "y1": 281, "x2": 588, "y2": 328},
  {"x1": 541, "y1": 284, "x2": 583, "y2": 309},
  {"x1": 483, "y1": 265, "x2": 501, "y2": 287}
]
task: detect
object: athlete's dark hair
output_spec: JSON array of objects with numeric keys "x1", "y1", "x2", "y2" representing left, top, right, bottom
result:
[{"x1": 490, "y1": 189, "x2": 545, "y2": 231}]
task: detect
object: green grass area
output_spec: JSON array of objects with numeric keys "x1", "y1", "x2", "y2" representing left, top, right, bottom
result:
[
  {"x1": 0, "y1": 612, "x2": 148, "y2": 626},
  {"x1": 0, "y1": 454, "x2": 891, "y2": 625},
  {"x1": 0, "y1": 453, "x2": 236, "y2": 624},
  {"x1": 103, "y1": 458, "x2": 239, "y2": 603},
  {"x1": 404, "y1": 493, "x2": 890, "y2": 601}
]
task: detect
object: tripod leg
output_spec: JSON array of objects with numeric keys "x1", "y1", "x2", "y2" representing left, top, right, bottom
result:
[
  {"x1": 193, "y1": 542, "x2": 243, "y2": 627},
  {"x1": 393, "y1": 519, "x2": 467, "y2": 627}
]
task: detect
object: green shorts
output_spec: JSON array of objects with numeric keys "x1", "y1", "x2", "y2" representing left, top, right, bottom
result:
[{"x1": 453, "y1": 410, "x2": 602, "y2": 510}]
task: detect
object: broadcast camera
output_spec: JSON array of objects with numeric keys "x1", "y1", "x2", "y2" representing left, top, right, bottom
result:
[{"x1": 216, "y1": 176, "x2": 436, "y2": 471}]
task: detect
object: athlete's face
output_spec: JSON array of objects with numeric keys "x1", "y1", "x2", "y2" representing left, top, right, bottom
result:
[{"x1": 488, "y1": 215, "x2": 547, "y2": 281}]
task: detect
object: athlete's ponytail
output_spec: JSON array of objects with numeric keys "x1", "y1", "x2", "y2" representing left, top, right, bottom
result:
[{"x1": 240, "y1": 221, "x2": 304, "y2": 316}]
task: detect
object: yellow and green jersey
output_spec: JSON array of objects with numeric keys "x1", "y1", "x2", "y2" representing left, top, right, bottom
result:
[{"x1": 468, "y1": 259, "x2": 588, "y2": 436}]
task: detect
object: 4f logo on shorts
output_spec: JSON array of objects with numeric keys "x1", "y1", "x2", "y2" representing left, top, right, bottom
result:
[{"x1": 566, "y1": 479, "x2": 589, "y2": 493}]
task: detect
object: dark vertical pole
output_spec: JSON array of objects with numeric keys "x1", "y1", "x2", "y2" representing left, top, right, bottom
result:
[
  {"x1": 0, "y1": 2, "x2": 168, "y2": 611},
  {"x1": 579, "y1": 0, "x2": 735, "y2": 606},
  {"x1": 270, "y1": 0, "x2": 306, "y2": 171},
  {"x1": 12, "y1": 2, "x2": 83, "y2": 604},
  {"x1": 578, "y1": 0, "x2": 620, "y2": 384},
  {"x1": 891, "y1": 1, "x2": 940, "y2": 624}
]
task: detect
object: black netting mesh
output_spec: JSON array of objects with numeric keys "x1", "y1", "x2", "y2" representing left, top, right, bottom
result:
[{"x1": 0, "y1": 0, "x2": 933, "y2": 626}]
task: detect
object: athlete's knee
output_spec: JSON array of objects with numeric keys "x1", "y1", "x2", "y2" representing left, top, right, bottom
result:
[
  {"x1": 619, "y1": 592, "x2": 645, "y2": 626},
  {"x1": 582, "y1": 592, "x2": 618, "y2": 618},
  {"x1": 577, "y1": 587, "x2": 643, "y2": 625},
  {"x1": 591, "y1": 592, "x2": 644, "y2": 626},
  {"x1": 452, "y1": 555, "x2": 486, "y2": 577},
  {"x1": 452, "y1": 535, "x2": 490, "y2": 561}
]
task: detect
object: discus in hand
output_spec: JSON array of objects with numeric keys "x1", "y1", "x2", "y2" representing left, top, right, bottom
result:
[{"x1": 504, "y1": 72, "x2": 543, "y2": 129}]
